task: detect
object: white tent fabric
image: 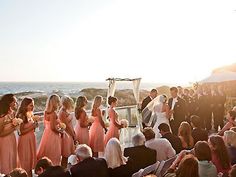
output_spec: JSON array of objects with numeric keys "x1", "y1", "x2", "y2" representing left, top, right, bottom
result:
[
  {"x1": 132, "y1": 79, "x2": 142, "y2": 129},
  {"x1": 200, "y1": 71, "x2": 236, "y2": 83}
]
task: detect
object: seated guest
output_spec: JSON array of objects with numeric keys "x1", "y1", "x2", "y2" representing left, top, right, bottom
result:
[
  {"x1": 208, "y1": 135, "x2": 231, "y2": 176},
  {"x1": 190, "y1": 115, "x2": 208, "y2": 144},
  {"x1": 178, "y1": 122, "x2": 194, "y2": 149},
  {"x1": 9, "y1": 168, "x2": 28, "y2": 177},
  {"x1": 104, "y1": 138, "x2": 135, "y2": 177},
  {"x1": 158, "y1": 123, "x2": 183, "y2": 154},
  {"x1": 143, "y1": 127, "x2": 176, "y2": 162},
  {"x1": 229, "y1": 164, "x2": 236, "y2": 177},
  {"x1": 124, "y1": 133, "x2": 156, "y2": 173},
  {"x1": 164, "y1": 152, "x2": 199, "y2": 177},
  {"x1": 194, "y1": 141, "x2": 217, "y2": 177},
  {"x1": 35, "y1": 157, "x2": 70, "y2": 177},
  {"x1": 71, "y1": 144, "x2": 109, "y2": 177},
  {"x1": 224, "y1": 130, "x2": 236, "y2": 165},
  {"x1": 218, "y1": 111, "x2": 236, "y2": 136}
]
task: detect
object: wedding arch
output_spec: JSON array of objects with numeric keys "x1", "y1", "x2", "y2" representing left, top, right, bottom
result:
[{"x1": 106, "y1": 77, "x2": 142, "y2": 128}]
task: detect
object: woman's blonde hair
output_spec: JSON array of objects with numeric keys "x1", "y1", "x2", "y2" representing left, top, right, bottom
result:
[
  {"x1": 75, "y1": 96, "x2": 87, "y2": 120},
  {"x1": 61, "y1": 95, "x2": 74, "y2": 111},
  {"x1": 92, "y1": 95, "x2": 103, "y2": 109},
  {"x1": 224, "y1": 130, "x2": 236, "y2": 147},
  {"x1": 45, "y1": 94, "x2": 60, "y2": 113},
  {"x1": 178, "y1": 121, "x2": 193, "y2": 148},
  {"x1": 104, "y1": 138, "x2": 127, "y2": 169}
]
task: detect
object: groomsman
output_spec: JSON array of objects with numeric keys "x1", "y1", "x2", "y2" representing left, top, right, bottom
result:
[
  {"x1": 141, "y1": 89, "x2": 158, "y2": 127},
  {"x1": 168, "y1": 87, "x2": 187, "y2": 135}
]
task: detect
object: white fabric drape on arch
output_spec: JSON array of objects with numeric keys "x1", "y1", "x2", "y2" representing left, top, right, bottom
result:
[{"x1": 132, "y1": 79, "x2": 142, "y2": 129}]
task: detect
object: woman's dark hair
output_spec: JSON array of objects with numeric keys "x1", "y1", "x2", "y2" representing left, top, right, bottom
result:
[
  {"x1": 108, "y1": 96, "x2": 117, "y2": 106},
  {"x1": 75, "y1": 96, "x2": 87, "y2": 120},
  {"x1": 176, "y1": 155, "x2": 199, "y2": 177},
  {"x1": 35, "y1": 157, "x2": 52, "y2": 173},
  {"x1": 16, "y1": 97, "x2": 33, "y2": 124},
  {"x1": 0, "y1": 94, "x2": 15, "y2": 117},
  {"x1": 194, "y1": 141, "x2": 212, "y2": 161},
  {"x1": 142, "y1": 127, "x2": 156, "y2": 141},
  {"x1": 229, "y1": 110, "x2": 236, "y2": 121},
  {"x1": 209, "y1": 135, "x2": 231, "y2": 170}
]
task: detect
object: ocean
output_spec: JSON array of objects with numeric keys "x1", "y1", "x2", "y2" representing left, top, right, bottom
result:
[{"x1": 0, "y1": 82, "x2": 165, "y2": 95}]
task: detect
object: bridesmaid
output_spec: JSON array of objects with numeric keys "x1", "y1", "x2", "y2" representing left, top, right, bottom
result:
[
  {"x1": 104, "y1": 96, "x2": 123, "y2": 146},
  {"x1": 89, "y1": 96, "x2": 107, "y2": 157},
  {"x1": 0, "y1": 94, "x2": 18, "y2": 174},
  {"x1": 17, "y1": 97, "x2": 37, "y2": 177},
  {"x1": 59, "y1": 96, "x2": 75, "y2": 169},
  {"x1": 74, "y1": 96, "x2": 90, "y2": 145},
  {"x1": 37, "y1": 94, "x2": 62, "y2": 165}
]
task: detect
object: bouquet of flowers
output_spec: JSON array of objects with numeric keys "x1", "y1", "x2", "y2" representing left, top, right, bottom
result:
[
  {"x1": 104, "y1": 121, "x2": 110, "y2": 128},
  {"x1": 120, "y1": 119, "x2": 129, "y2": 128},
  {"x1": 88, "y1": 116, "x2": 95, "y2": 123},
  {"x1": 59, "y1": 122, "x2": 66, "y2": 130},
  {"x1": 12, "y1": 118, "x2": 23, "y2": 135}
]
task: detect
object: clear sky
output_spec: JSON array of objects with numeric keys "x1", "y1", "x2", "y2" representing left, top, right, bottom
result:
[{"x1": 0, "y1": 0, "x2": 236, "y2": 85}]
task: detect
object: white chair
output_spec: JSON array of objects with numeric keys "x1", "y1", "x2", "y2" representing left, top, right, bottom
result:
[
  {"x1": 132, "y1": 161, "x2": 160, "y2": 177},
  {"x1": 155, "y1": 156, "x2": 177, "y2": 177}
]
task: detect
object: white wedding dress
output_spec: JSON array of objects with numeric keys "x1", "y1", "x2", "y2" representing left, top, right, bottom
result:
[{"x1": 153, "y1": 111, "x2": 170, "y2": 138}]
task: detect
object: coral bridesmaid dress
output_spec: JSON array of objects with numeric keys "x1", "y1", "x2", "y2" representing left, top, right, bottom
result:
[
  {"x1": 89, "y1": 108, "x2": 105, "y2": 152},
  {"x1": 104, "y1": 107, "x2": 120, "y2": 145},
  {"x1": 18, "y1": 119, "x2": 37, "y2": 176},
  {"x1": 59, "y1": 110, "x2": 75, "y2": 158},
  {"x1": 0, "y1": 114, "x2": 17, "y2": 174},
  {"x1": 37, "y1": 112, "x2": 61, "y2": 165},
  {"x1": 74, "y1": 110, "x2": 89, "y2": 145}
]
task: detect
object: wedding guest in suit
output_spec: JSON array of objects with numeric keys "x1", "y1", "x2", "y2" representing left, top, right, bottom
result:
[
  {"x1": 194, "y1": 141, "x2": 217, "y2": 177},
  {"x1": 17, "y1": 97, "x2": 37, "y2": 177},
  {"x1": 202, "y1": 86, "x2": 213, "y2": 131},
  {"x1": 168, "y1": 87, "x2": 187, "y2": 136},
  {"x1": 209, "y1": 135, "x2": 231, "y2": 176},
  {"x1": 143, "y1": 127, "x2": 176, "y2": 161},
  {"x1": 190, "y1": 115, "x2": 208, "y2": 145},
  {"x1": 71, "y1": 144, "x2": 109, "y2": 177},
  {"x1": 158, "y1": 123, "x2": 183, "y2": 154},
  {"x1": 141, "y1": 89, "x2": 158, "y2": 128},
  {"x1": 0, "y1": 94, "x2": 18, "y2": 174},
  {"x1": 218, "y1": 111, "x2": 236, "y2": 136},
  {"x1": 178, "y1": 122, "x2": 194, "y2": 150},
  {"x1": 104, "y1": 138, "x2": 135, "y2": 177},
  {"x1": 216, "y1": 85, "x2": 226, "y2": 130},
  {"x1": 124, "y1": 133, "x2": 156, "y2": 173},
  {"x1": 224, "y1": 130, "x2": 236, "y2": 165},
  {"x1": 35, "y1": 157, "x2": 70, "y2": 177}
]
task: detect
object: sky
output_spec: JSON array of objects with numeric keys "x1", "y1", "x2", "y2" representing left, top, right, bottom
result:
[{"x1": 0, "y1": 0, "x2": 236, "y2": 85}]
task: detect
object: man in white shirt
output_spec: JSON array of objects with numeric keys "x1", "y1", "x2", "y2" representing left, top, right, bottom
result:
[{"x1": 143, "y1": 127, "x2": 176, "y2": 162}]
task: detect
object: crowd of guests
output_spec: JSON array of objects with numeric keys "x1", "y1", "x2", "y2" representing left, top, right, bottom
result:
[{"x1": 1, "y1": 84, "x2": 236, "y2": 177}]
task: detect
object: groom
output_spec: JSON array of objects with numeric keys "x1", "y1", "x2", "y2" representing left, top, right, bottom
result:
[{"x1": 168, "y1": 87, "x2": 187, "y2": 135}]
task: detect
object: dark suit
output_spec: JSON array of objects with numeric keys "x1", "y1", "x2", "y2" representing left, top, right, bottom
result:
[
  {"x1": 162, "y1": 132, "x2": 183, "y2": 154},
  {"x1": 124, "y1": 145, "x2": 156, "y2": 172},
  {"x1": 141, "y1": 96, "x2": 152, "y2": 127},
  {"x1": 71, "y1": 157, "x2": 109, "y2": 177},
  {"x1": 192, "y1": 128, "x2": 208, "y2": 145},
  {"x1": 168, "y1": 97, "x2": 186, "y2": 135},
  {"x1": 39, "y1": 166, "x2": 70, "y2": 177}
]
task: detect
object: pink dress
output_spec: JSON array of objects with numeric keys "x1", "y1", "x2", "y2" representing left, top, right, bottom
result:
[
  {"x1": 59, "y1": 110, "x2": 75, "y2": 158},
  {"x1": 89, "y1": 109, "x2": 105, "y2": 152},
  {"x1": 74, "y1": 110, "x2": 89, "y2": 145},
  {"x1": 37, "y1": 113, "x2": 61, "y2": 165},
  {"x1": 0, "y1": 114, "x2": 17, "y2": 174},
  {"x1": 18, "y1": 120, "x2": 37, "y2": 176},
  {"x1": 104, "y1": 108, "x2": 120, "y2": 145}
]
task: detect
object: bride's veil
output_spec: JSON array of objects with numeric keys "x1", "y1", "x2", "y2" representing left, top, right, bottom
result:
[{"x1": 142, "y1": 95, "x2": 165, "y2": 127}]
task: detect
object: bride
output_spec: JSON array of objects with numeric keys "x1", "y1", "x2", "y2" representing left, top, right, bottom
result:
[{"x1": 142, "y1": 94, "x2": 171, "y2": 138}]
